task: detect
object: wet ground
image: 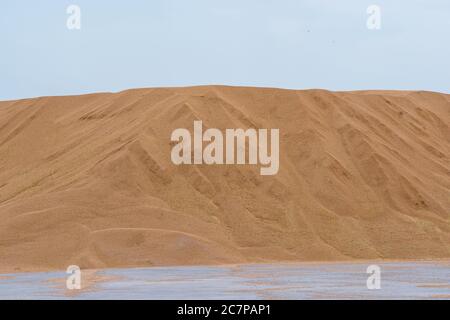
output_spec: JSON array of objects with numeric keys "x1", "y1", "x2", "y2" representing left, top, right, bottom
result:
[{"x1": 0, "y1": 261, "x2": 449, "y2": 299}]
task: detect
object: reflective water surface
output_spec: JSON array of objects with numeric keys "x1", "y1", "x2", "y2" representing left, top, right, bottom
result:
[{"x1": 0, "y1": 261, "x2": 449, "y2": 299}]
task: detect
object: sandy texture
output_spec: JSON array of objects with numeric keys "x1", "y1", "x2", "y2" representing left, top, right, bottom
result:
[{"x1": 0, "y1": 86, "x2": 449, "y2": 273}]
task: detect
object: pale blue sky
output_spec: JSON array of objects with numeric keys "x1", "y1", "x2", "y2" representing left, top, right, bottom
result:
[{"x1": 1, "y1": 0, "x2": 449, "y2": 100}]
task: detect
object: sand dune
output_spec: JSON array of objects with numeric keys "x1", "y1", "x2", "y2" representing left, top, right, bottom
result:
[{"x1": 0, "y1": 86, "x2": 449, "y2": 272}]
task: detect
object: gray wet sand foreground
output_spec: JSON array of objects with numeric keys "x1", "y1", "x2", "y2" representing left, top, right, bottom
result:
[{"x1": 0, "y1": 261, "x2": 449, "y2": 299}]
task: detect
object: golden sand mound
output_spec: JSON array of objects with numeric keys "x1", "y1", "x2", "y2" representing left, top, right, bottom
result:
[{"x1": 0, "y1": 86, "x2": 449, "y2": 272}]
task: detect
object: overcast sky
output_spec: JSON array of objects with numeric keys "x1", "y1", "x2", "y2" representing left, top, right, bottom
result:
[{"x1": 1, "y1": 0, "x2": 449, "y2": 100}]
